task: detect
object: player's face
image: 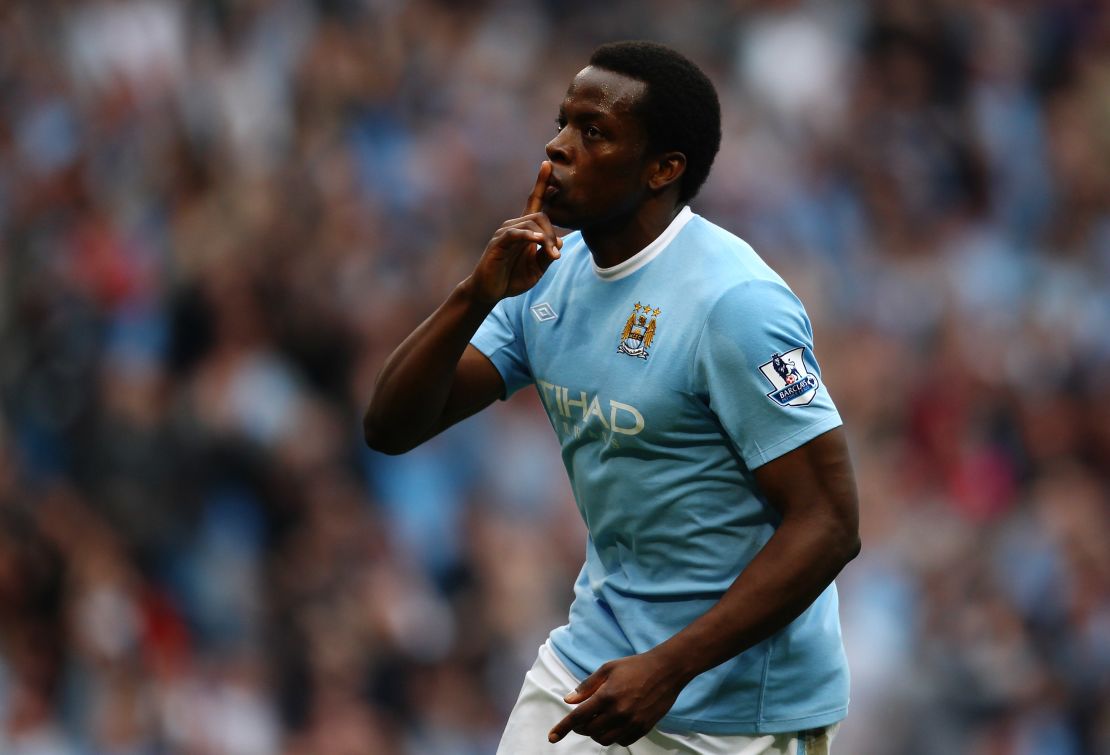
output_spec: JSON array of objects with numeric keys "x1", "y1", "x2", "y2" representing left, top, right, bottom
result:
[{"x1": 542, "y1": 66, "x2": 655, "y2": 230}]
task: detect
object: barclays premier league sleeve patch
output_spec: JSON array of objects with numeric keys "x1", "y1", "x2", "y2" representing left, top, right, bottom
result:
[{"x1": 759, "y1": 347, "x2": 819, "y2": 407}]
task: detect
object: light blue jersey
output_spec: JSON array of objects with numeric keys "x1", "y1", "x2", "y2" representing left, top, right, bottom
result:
[{"x1": 470, "y1": 207, "x2": 848, "y2": 735}]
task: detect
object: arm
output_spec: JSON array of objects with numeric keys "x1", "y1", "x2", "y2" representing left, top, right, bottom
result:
[
  {"x1": 362, "y1": 295, "x2": 502, "y2": 455},
  {"x1": 549, "y1": 426, "x2": 860, "y2": 747},
  {"x1": 363, "y1": 162, "x2": 562, "y2": 454}
]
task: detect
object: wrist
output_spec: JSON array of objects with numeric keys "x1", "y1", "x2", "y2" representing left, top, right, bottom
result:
[
  {"x1": 456, "y1": 275, "x2": 500, "y2": 311},
  {"x1": 646, "y1": 641, "x2": 702, "y2": 688}
]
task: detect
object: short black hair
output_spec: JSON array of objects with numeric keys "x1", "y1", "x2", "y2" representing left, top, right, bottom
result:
[{"x1": 588, "y1": 41, "x2": 721, "y2": 203}]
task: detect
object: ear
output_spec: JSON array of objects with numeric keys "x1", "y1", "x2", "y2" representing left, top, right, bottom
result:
[{"x1": 647, "y1": 152, "x2": 686, "y2": 193}]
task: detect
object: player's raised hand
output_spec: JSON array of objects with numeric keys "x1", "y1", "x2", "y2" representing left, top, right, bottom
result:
[
  {"x1": 466, "y1": 161, "x2": 563, "y2": 304},
  {"x1": 548, "y1": 651, "x2": 686, "y2": 747},
  {"x1": 523, "y1": 159, "x2": 553, "y2": 216}
]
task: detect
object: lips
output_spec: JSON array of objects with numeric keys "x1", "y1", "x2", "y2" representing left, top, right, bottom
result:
[{"x1": 544, "y1": 173, "x2": 564, "y2": 201}]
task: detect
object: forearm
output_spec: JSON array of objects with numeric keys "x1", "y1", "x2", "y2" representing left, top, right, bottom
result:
[
  {"x1": 363, "y1": 164, "x2": 561, "y2": 454},
  {"x1": 650, "y1": 512, "x2": 860, "y2": 686},
  {"x1": 363, "y1": 277, "x2": 493, "y2": 454}
]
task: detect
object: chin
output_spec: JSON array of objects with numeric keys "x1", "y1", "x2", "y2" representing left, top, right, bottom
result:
[{"x1": 543, "y1": 204, "x2": 581, "y2": 231}]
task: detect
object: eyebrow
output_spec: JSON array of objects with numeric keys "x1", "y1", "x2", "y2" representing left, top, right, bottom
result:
[{"x1": 559, "y1": 106, "x2": 614, "y2": 123}]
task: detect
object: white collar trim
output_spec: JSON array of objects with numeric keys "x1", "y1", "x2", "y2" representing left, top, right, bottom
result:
[{"x1": 591, "y1": 206, "x2": 694, "y2": 281}]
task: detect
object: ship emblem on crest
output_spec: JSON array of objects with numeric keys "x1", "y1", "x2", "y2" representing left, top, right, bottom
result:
[{"x1": 618, "y1": 302, "x2": 659, "y2": 360}]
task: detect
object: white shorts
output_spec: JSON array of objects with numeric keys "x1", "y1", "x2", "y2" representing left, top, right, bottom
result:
[{"x1": 497, "y1": 642, "x2": 839, "y2": 755}]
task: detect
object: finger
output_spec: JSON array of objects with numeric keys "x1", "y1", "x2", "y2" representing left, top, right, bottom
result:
[
  {"x1": 537, "y1": 237, "x2": 561, "y2": 265},
  {"x1": 548, "y1": 713, "x2": 573, "y2": 743},
  {"x1": 495, "y1": 227, "x2": 547, "y2": 249},
  {"x1": 564, "y1": 669, "x2": 606, "y2": 704},
  {"x1": 549, "y1": 701, "x2": 601, "y2": 743},
  {"x1": 523, "y1": 243, "x2": 559, "y2": 278},
  {"x1": 578, "y1": 709, "x2": 629, "y2": 744},
  {"x1": 503, "y1": 213, "x2": 557, "y2": 237},
  {"x1": 523, "y1": 160, "x2": 552, "y2": 215},
  {"x1": 502, "y1": 218, "x2": 561, "y2": 262},
  {"x1": 525, "y1": 213, "x2": 563, "y2": 250},
  {"x1": 491, "y1": 228, "x2": 548, "y2": 268},
  {"x1": 503, "y1": 215, "x2": 564, "y2": 250},
  {"x1": 593, "y1": 724, "x2": 627, "y2": 747},
  {"x1": 537, "y1": 245, "x2": 559, "y2": 274}
]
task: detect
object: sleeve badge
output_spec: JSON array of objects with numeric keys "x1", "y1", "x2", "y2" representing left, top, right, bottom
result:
[{"x1": 759, "y1": 347, "x2": 819, "y2": 406}]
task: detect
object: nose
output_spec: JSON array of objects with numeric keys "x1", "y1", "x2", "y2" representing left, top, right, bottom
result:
[{"x1": 545, "y1": 129, "x2": 571, "y2": 164}]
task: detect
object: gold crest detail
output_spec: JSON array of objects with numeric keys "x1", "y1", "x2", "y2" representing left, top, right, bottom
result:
[{"x1": 618, "y1": 302, "x2": 660, "y2": 360}]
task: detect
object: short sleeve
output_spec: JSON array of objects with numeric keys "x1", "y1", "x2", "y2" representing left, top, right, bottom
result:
[
  {"x1": 693, "y1": 280, "x2": 842, "y2": 469},
  {"x1": 470, "y1": 295, "x2": 533, "y2": 399}
]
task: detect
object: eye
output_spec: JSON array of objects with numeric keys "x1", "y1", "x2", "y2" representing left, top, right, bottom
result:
[
  {"x1": 584, "y1": 125, "x2": 602, "y2": 139},
  {"x1": 554, "y1": 117, "x2": 566, "y2": 132}
]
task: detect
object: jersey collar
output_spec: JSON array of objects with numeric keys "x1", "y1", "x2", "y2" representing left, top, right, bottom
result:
[{"x1": 591, "y1": 206, "x2": 694, "y2": 282}]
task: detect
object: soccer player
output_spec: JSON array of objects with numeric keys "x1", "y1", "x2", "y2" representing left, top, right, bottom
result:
[{"x1": 364, "y1": 41, "x2": 860, "y2": 754}]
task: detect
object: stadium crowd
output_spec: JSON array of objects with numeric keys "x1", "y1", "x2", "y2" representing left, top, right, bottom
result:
[{"x1": 1, "y1": 1, "x2": 1108, "y2": 753}]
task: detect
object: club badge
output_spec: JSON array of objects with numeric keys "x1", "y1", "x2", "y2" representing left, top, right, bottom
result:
[{"x1": 617, "y1": 302, "x2": 659, "y2": 360}]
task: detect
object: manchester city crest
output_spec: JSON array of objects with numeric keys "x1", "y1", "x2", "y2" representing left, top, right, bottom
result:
[
  {"x1": 759, "y1": 347, "x2": 819, "y2": 406},
  {"x1": 617, "y1": 302, "x2": 659, "y2": 359}
]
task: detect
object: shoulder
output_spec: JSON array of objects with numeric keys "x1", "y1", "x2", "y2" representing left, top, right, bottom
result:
[
  {"x1": 685, "y1": 215, "x2": 783, "y2": 282},
  {"x1": 704, "y1": 279, "x2": 811, "y2": 334},
  {"x1": 666, "y1": 214, "x2": 795, "y2": 309},
  {"x1": 668, "y1": 217, "x2": 815, "y2": 347}
]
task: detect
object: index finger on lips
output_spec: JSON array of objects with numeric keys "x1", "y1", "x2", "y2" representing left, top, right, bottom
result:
[{"x1": 524, "y1": 160, "x2": 553, "y2": 215}]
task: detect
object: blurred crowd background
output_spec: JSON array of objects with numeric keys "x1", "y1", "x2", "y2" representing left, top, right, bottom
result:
[{"x1": 1, "y1": 0, "x2": 1108, "y2": 753}]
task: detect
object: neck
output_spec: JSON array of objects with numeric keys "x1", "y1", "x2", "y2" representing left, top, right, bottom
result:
[{"x1": 582, "y1": 197, "x2": 684, "y2": 269}]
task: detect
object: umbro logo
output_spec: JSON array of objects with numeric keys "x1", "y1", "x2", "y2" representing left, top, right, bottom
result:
[{"x1": 530, "y1": 302, "x2": 558, "y2": 322}]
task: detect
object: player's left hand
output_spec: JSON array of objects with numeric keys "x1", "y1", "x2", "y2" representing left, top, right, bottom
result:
[{"x1": 548, "y1": 651, "x2": 687, "y2": 747}]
